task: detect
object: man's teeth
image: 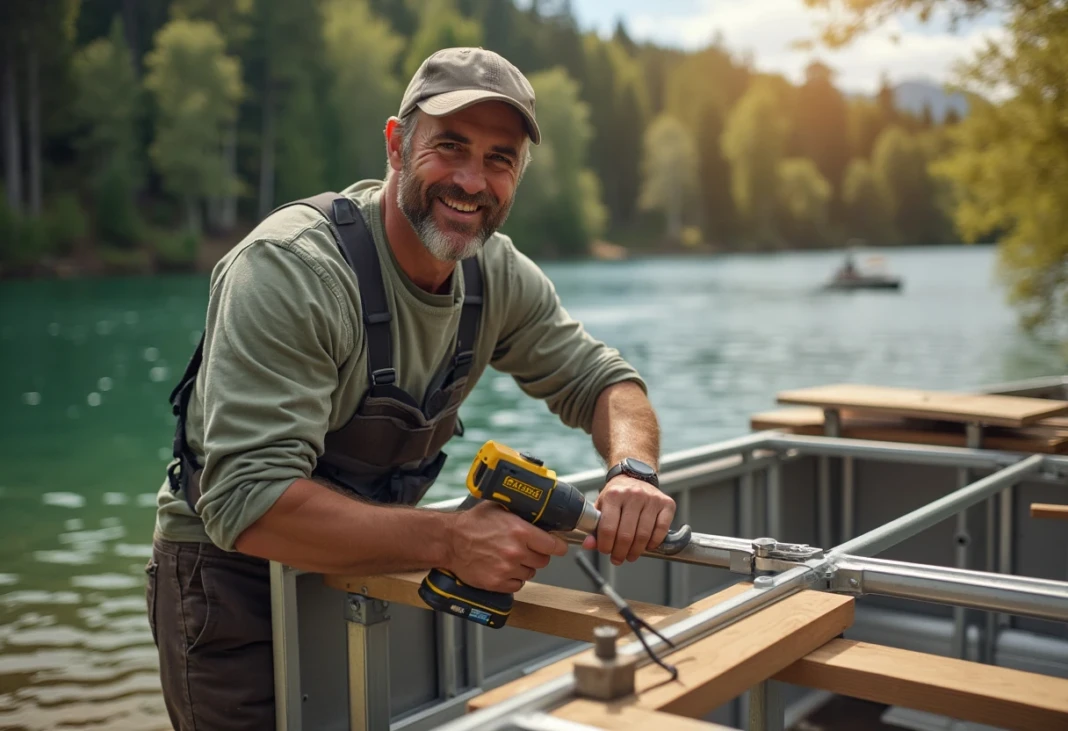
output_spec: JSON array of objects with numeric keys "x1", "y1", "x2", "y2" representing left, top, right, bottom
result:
[{"x1": 442, "y1": 198, "x2": 478, "y2": 213}]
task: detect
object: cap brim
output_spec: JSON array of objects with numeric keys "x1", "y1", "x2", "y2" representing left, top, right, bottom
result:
[{"x1": 417, "y1": 89, "x2": 541, "y2": 145}]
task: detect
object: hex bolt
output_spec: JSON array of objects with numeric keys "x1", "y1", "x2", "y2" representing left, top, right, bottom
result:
[
  {"x1": 752, "y1": 537, "x2": 776, "y2": 558},
  {"x1": 593, "y1": 625, "x2": 619, "y2": 660}
]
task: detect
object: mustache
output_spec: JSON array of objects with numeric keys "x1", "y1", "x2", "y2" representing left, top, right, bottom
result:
[{"x1": 425, "y1": 182, "x2": 498, "y2": 210}]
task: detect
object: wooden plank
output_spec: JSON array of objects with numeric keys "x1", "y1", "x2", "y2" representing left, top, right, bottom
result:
[
  {"x1": 603, "y1": 589, "x2": 853, "y2": 718},
  {"x1": 749, "y1": 407, "x2": 1068, "y2": 453},
  {"x1": 775, "y1": 383, "x2": 1068, "y2": 427},
  {"x1": 467, "y1": 583, "x2": 754, "y2": 712},
  {"x1": 1031, "y1": 503, "x2": 1068, "y2": 520},
  {"x1": 322, "y1": 570, "x2": 683, "y2": 644},
  {"x1": 553, "y1": 699, "x2": 737, "y2": 730},
  {"x1": 774, "y1": 638, "x2": 1068, "y2": 731}
]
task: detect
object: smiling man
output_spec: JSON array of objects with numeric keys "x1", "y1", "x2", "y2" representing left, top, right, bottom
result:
[{"x1": 146, "y1": 47, "x2": 675, "y2": 730}]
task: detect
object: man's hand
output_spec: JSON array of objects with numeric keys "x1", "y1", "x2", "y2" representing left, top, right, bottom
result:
[
  {"x1": 449, "y1": 500, "x2": 569, "y2": 593},
  {"x1": 582, "y1": 475, "x2": 676, "y2": 565}
]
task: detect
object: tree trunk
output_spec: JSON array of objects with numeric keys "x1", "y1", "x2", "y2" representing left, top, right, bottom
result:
[
  {"x1": 122, "y1": 0, "x2": 140, "y2": 78},
  {"x1": 27, "y1": 44, "x2": 40, "y2": 216},
  {"x1": 258, "y1": 82, "x2": 276, "y2": 219},
  {"x1": 221, "y1": 122, "x2": 238, "y2": 228},
  {"x1": 2, "y1": 43, "x2": 22, "y2": 214}
]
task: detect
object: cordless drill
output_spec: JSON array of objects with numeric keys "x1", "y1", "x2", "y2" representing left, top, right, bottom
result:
[{"x1": 417, "y1": 440, "x2": 690, "y2": 628}]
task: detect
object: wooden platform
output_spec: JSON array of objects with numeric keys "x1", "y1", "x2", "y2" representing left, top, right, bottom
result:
[
  {"x1": 775, "y1": 383, "x2": 1068, "y2": 427},
  {"x1": 326, "y1": 570, "x2": 1068, "y2": 730},
  {"x1": 750, "y1": 406, "x2": 1068, "y2": 453}
]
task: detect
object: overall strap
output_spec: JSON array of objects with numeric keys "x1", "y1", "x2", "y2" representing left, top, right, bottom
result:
[
  {"x1": 294, "y1": 193, "x2": 396, "y2": 388},
  {"x1": 452, "y1": 256, "x2": 484, "y2": 382}
]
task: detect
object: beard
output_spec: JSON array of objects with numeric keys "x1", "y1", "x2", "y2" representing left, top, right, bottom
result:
[{"x1": 396, "y1": 159, "x2": 514, "y2": 262}]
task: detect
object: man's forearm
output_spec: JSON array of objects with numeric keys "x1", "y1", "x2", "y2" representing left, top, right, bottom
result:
[
  {"x1": 232, "y1": 478, "x2": 455, "y2": 575},
  {"x1": 591, "y1": 380, "x2": 660, "y2": 469}
]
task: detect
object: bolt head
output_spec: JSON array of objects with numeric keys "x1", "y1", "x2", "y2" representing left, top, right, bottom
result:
[
  {"x1": 754, "y1": 576, "x2": 774, "y2": 588},
  {"x1": 593, "y1": 625, "x2": 619, "y2": 659}
]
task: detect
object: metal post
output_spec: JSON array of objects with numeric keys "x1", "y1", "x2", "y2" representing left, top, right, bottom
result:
[
  {"x1": 766, "y1": 460, "x2": 782, "y2": 540},
  {"x1": 842, "y1": 454, "x2": 855, "y2": 541},
  {"x1": 270, "y1": 562, "x2": 303, "y2": 731},
  {"x1": 740, "y1": 452, "x2": 755, "y2": 538},
  {"x1": 748, "y1": 679, "x2": 785, "y2": 731},
  {"x1": 818, "y1": 409, "x2": 841, "y2": 549},
  {"x1": 346, "y1": 593, "x2": 391, "y2": 731},
  {"x1": 438, "y1": 613, "x2": 460, "y2": 699},
  {"x1": 998, "y1": 485, "x2": 1015, "y2": 640},
  {"x1": 953, "y1": 422, "x2": 981, "y2": 660}
]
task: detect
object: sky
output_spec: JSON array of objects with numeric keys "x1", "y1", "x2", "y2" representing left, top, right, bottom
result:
[{"x1": 563, "y1": 0, "x2": 1007, "y2": 95}]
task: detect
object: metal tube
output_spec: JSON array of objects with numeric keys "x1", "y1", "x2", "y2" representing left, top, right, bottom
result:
[
  {"x1": 834, "y1": 555, "x2": 1068, "y2": 623},
  {"x1": 740, "y1": 452, "x2": 755, "y2": 538},
  {"x1": 557, "y1": 528, "x2": 755, "y2": 572},
  {"x1": 767, "y1": 460, "x2": 782, "y2": 540},
  {"x1": 668, "y1": 487, "x2": 693, "y2": 607},
  {"x1": 842, "y1": 456, "x2": 855, "y2": 541},
  {"x1": 765, "y1": 433, "x2": 1054, "y2": 470},
  {"x1": 749, "y1": 679, "x2": 785, "y2": 731},
  {"x1": 998, "y1": 486, "x2": 1015, "y2": 633},
  {"x1": 270, "y1": 562, "x2": 303, "y2": 731},
  {"x1": 829, "y1": 454, "x2": 1045, "y2": 559},
  {"x1": 433, "y1": 565, "x2": 818, "y2": 731},
  {"x1": 983, "y1": 495, "x2": 998, "y2": 663}
]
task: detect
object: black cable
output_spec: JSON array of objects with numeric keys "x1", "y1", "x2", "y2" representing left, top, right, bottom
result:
[{"x1": 575, "y1": 552, "x2": 679, "y2": 680}]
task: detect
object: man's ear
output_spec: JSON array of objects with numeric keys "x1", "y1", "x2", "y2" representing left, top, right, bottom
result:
[{"x1": 385, "y1": 116, "x2": 404, "y2": 173}]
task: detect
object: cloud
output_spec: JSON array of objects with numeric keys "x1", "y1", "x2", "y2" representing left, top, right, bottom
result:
[{"x1": 616, "y1": 0, "x2": 1005, "y2": 94}]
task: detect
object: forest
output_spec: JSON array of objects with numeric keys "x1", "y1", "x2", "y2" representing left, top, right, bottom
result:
[{"x1": 0, "y1": 0, "x2": 970, "y2": 276}]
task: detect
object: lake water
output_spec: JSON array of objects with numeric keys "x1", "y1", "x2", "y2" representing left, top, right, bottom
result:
[{"x1": 0, "y1": 244, "x2": 1063, "y2": 730}]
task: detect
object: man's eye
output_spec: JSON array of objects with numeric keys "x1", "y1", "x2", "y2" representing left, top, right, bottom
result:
[
  {"x1": 492, "y1": 155, "x2": 514, "y2": 166},
  {"x1": 439, "y1": 142, "x2": 458, "y2": 151}
]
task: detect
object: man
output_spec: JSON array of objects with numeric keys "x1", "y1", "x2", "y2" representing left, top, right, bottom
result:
[{"x1": 145, "y1": 47, "x2": 675, "y2": 731}]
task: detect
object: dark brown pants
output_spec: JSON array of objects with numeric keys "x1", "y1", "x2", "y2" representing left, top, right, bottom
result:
[{"x1": 145, "y1": 537, "x2": 275, "y2": 731}]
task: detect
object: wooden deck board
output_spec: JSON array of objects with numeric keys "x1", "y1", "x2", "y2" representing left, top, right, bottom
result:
[
  {"x1": 553, "y1": 699, "x2": 737, "y2": 730},
  {"x1": 774, "y1": 639, "x2": 1068, "y2": 731},
  {"x1": 1030, "y1": 503, "x2": 1068, "y2": 520},
  {"x1": 750, "y1": 406, "x2": 1068, "y2": 453},
  {"x1": 775, "y1": 383, "x2": 1068, "y2": 427},
  {"x1": 323, "y1": 570, "x2": 685, "y2": 644},
  {"x1": 466, "y1": 583, "x2": 755, "y2": 712}
]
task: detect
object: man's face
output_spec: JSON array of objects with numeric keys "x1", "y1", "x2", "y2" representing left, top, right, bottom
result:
[{"x1": 395, "y1": 101, "x2": 526, "y2": 262}]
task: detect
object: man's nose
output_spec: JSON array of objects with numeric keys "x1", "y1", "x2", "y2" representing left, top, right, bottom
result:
[{"x1": 453, "y1": 159, "x2": 488, "y2": 196}]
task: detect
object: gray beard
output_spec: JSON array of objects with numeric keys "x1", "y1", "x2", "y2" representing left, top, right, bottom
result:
[{"x1": 395, "y1": 163, "x2": 510, "y2": 262}]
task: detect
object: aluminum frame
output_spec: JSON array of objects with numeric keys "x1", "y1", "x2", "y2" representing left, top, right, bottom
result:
[
  {"x1": 271, "y1": 427, "x2": 1068, "y2": 731},
  {"x1": 427, "y1": 434, "x2": 1068, "y2": 731}
]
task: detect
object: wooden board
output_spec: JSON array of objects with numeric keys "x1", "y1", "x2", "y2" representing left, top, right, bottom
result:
[
  {"x1": 592, "y1": 589, "x2": 853, "y2": 719},
  {"x1": 749, "y1": 407, "x2": 1068, "y2": 453},
  {"x1": 775, "y1": 383, "x2": 1068, "y2": 427},
  {"x1": 553, "y1": 699, "x2": 737, "y2": 730},
  {"x1": 1030, "y1": 503, "x2": 1068, "y2": 520},
  {"x1": 467, "y1": 583, "x2": 754, "y2": 712},
  {"x1": 774, "y1": 639, "x2": 1068, "y2": 731},
  {"x1": 323, "y1": 570, "x2": 684, "y2": 644}
]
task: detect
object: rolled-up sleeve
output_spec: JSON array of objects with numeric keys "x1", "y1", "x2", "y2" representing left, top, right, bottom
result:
[
  {"x1": 195, "y1": 236, "x2": 352, "y2": 550},
  {"x1": 490, "y1": 245, "x2": 645, "y2": 433}
]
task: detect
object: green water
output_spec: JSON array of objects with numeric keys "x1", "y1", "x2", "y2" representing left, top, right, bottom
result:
[{"x1": 0, "y1": 245, "x2": 1063, "y2": 730}]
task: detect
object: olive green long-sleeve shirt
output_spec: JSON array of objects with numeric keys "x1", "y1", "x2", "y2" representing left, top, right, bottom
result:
[{"x1": 153, "y1": 179, "x2": 645, "y2": 551}]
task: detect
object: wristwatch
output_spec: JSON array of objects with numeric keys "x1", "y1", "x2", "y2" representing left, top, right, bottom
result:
[{"x1": 605, "y1": 457, "x2": 659, "y2": 488}]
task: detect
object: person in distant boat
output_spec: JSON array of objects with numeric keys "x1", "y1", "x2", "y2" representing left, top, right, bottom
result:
[{"x1": 144, "y1": 47, "x2": 675, "y2": 731}]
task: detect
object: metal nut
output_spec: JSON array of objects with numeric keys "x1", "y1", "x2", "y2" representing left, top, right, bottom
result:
[{"x1": 752, "y1": 537, "x2": 776, "y2": 558}]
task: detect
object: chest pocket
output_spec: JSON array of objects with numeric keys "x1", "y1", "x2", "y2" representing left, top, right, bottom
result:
[{"x1": 165, "y1": 191, "x2": 484, "y2": 513}]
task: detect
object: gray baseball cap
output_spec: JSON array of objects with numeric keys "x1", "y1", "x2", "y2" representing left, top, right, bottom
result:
[{"x1": 399, "y1": 47, "x2": 541, "y2": 145}]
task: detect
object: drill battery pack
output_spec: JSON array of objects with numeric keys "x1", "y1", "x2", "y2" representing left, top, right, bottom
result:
[{"x1": 418, "y1": 568, "x2": 514, "y2": 629}]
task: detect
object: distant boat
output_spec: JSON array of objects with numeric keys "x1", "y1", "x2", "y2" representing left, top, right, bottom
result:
[{"x1": 821, "y1": 246, "x2": 903, "y2": 292}]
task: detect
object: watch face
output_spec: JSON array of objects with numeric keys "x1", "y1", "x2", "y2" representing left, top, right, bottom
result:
[{"x1": 624, "y1": 458, "x2": 656, "y2": 477}]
